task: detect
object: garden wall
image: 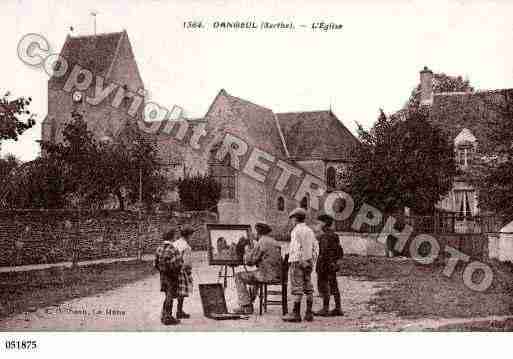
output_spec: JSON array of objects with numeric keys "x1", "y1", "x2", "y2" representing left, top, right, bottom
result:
[{"x1": 0, "y1": 210, "x2": 217, "y2": 267}]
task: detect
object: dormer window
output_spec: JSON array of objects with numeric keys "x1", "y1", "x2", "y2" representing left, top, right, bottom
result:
[
  {"x1": 456, "y1": 144, "x2": 474, "y2": 168},
  {"x1": 454, "y1": 128, "x2": 477, "y2": 169}
]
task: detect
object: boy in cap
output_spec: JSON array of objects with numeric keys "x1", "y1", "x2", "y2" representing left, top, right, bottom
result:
[
  {"x1": 173, "y1": 226, "x2": 195, "y2": 319},
  {"x1": 314, "y1": 214, "x2": 344, "y2": 317},
  {"x1": 233, "y1": 222, "x2": 282, "y2": 314},
  {"x1": 283, "y1": 208, "x2": 319, "y2": 322},
  {"x1": 155, "y1": 229, "x2": 184, "y2": 325}
]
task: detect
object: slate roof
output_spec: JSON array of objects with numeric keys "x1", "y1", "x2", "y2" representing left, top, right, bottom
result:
[
  {"x1": 49, "y1": 31, "x2": 124, "y2": 87},
  {"x1": 276, "y1": 111, "x2": 359, "y2": 161},
  {"x1": 221, "y1": 91, "x2": 288, "y2": 159},
  {"x1": 429, "y1": 89, "x2": 513, "y2": 154}
]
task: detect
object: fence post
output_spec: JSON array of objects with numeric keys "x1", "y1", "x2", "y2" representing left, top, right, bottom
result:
[{"x1": 72, "y1": 209, "x2": 81, "y2": 268}]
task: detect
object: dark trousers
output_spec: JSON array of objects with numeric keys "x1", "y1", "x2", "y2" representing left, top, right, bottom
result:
[
  {"x1": 317, "y1": 271, "x2": 340, "y2": 297},
  {"x1": 161, "y1": 292, "x2": 174, "y2": 322}
]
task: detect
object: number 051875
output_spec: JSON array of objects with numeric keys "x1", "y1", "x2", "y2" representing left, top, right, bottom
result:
[{"x1": 4, "y1": 340, "x2": 37, "y2": 350}]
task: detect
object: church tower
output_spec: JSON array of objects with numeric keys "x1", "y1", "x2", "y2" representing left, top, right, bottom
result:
[{"x1": 41, "y1": 30, "x2": 145, "y2": 150}]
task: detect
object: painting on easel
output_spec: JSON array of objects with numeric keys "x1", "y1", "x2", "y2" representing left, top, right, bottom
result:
[{"x1": 206, "y1": 223, "x2": 252, "y2": 266}]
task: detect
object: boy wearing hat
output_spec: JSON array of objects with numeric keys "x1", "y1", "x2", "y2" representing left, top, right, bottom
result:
[
  {"x1": 155, "y1": 229, "x2": 184, "y2": 325},
  {"x1": 283, "y1": 208, "x2": 319, "y2": 323},
  {"x1": 173, "y1": 226, "x2": 195, "y2": 319},
  {"x1": 233, "y1": 222, "x2": 282, "y2": 315},
  {"x1": 314, "y1": 214, "x2": 344, "y2": 317}
]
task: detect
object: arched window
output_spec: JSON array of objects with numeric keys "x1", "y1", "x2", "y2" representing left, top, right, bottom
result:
[
  {"x1": 277, "y1": 196, "x2": 285, "y2": 211},
  {"x1": 300, "y1": 194, "x2": 309, "y2": 210},
  {"x1": 326, "y1": 166, "x2": 336, "y2": 188}
]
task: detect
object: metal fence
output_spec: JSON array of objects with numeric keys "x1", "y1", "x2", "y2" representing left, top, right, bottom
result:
[{"x1": 335, "y1": 213, "x2": 503, "y2": 234}]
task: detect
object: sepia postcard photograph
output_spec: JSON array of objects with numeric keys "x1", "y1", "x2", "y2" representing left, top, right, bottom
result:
[{"x1": 0, "y1": 0, "x2": 512, "y2": 357}]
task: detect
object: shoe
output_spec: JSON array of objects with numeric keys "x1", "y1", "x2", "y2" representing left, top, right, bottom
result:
[
  {"x1": 329, "y1": 308, "x2": 344, "y2": 317},
  {"x1": 313, "y1": 308, "x2": 331, "y2": 317},
  {"x1": 176, "y1": 311, "x2": 190, "y2": 319},
  {"x1": 304, "y1": 299, "x2": 314, "y2": 322},
  {"x1": 162, "y1": 316, "x2": 180, "y2": 325},
  {"x1": 314, "y1": 296, "x2": 330, "y2": 317},
  {"x1": 233, "y1": 305, "x2": 253, "y2": 315},
  {"x1": 282, "y1": 302, "x2": 302, "y2": 322}
]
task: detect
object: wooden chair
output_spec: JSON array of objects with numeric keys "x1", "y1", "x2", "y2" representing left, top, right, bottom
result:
[{"x1": 255, "y1": 256, "x2": 289, "y2": 315}]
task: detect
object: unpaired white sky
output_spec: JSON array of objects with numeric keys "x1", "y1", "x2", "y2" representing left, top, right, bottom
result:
[{"x1": 1, "y1": 0, "x2": 513, "y2": 161}]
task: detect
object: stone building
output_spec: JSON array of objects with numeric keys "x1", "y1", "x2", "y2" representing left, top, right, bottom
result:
[
  {"x1": 416, "y1": 66, "x2": 513, "y2": 232},
  {"x1": 41, "y1": 31, "x2": 359, "y2": 231},
  {"x1": 143, "y1": 89, "x2": 359, "y2": 232},
  {"x1": 41, "y1": 30, "x2": 144, "y2": 147}
]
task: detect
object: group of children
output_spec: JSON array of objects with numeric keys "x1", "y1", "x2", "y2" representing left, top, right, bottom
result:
[
  {"x1": 282, "y1": 207, "x2": 344, "y2": 322},
  {"x1": 154, "y1": 208, "x2": 344, "y2": 325},
  {"x1": 154, "y1": 226, "x2": 194, "y2": 325}
]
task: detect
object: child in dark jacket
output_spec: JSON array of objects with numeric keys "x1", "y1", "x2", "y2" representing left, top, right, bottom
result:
[{"x1": 314, "y1": 214, "x2": 344, "y2": 317}]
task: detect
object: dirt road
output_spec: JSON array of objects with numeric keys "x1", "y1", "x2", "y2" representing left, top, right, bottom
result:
[{"x1": 1, "y1": 253, "x2": 509, "y2": 331}]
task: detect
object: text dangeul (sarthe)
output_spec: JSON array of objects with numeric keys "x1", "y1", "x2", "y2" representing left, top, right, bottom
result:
[{"x1": 183, "y1": 20, "x2": 343, "y2": 31}]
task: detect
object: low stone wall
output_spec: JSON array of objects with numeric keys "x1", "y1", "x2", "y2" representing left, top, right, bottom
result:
[
  {"x1": 337, "y1": 232, "x2": 386, "y2": 256},
  {"x1": 336, "y1": 232, "x2": 489, "y2": 260},
  {"x1": 488, "y1": 233, "x2": 513, "y2": 263},
  {"x1": 0, "y1": 210, "x2": 217, "y2": 267}
]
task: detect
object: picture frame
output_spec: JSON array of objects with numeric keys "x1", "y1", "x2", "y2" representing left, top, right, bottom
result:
[{"x1": 206, "y1": 223, "x2": 252, "y2": 266}]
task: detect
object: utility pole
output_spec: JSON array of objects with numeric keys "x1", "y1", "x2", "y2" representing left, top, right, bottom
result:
[{"x1": 137, "y1": 156, "x2": 143, "y2": 261}]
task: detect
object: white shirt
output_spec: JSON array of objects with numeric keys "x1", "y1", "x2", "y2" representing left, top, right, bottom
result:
[
  {"x1": 173, "y1": 238, "x2": 192, "y2": 267},
  {"x1": 288, "y1": 223, "x2": 319, "y2": 263}
]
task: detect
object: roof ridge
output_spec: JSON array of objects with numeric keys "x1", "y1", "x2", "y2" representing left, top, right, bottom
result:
[
  {"x1": 225, "y1": 93, "x2": 273, "y2": 112},
  {"x1": 277, "y1": 110, "x2": 331, "y2": 115},
  {"x1": 435, "y1": 88, "x2": 513, "y2": 97},
  {"x1": 273, "y1": 112, "x2": 290, "y2": 158},
  {"x1": 69, "y1": 31, "x2": 124, "y2": 39},
  {"x1": 105, "y1": 31, "x2": 125, "y2": 79}
]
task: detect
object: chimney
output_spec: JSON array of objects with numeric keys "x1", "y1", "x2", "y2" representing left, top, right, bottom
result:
[{"x1": 420, "y1": 66, "x2": 433, "y2": 106}]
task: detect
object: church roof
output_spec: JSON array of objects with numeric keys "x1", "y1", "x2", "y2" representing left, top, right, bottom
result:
[
  {"x1": 276, "y1": 110, "x2": 359, "y2": 161},
  {"x1": 221, "y1": 91, "x2": 288, "y2": 158},
  {"x1": 49, "y1": 31, "x2": 125, "y2": 87},
  {"x1": 204, "y1": 90, "x2": 358, "y2": 161}
]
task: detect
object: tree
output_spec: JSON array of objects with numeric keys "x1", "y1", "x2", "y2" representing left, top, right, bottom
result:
[
  {"x1": 2, "y1": 157, "x2": 66, "y2": 209},
  {"x1": 0, "y1": 92, "x2": 35, "y2": 142},
  {"x1": 0, "y1": 153, "x2": 21, "y2": 207},
  {"x1": 469, "y1": 90, "x2": 513, "y2": 219},
  {"x1": 0, "y1": 153, "x2": 20, "y2": 182},
  {"x1": 177, "y1": 174, "x2": 221, "y2": 212},
  {"x1": 42, "y1": 111, "x2": 169, "y2": 210},
  {"x1": 349, "y1": 109, "x2": 456, "y2": 215}
]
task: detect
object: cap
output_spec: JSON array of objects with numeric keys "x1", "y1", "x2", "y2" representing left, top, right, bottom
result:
[
  {"x1": 180, "y1": 226, "x2": 195, "y2": 237},
  {"x1": 317, "y1": 213, "x2": 334, "y2": 225},
  {"x1": 255, "y1": 222, "x2": 272, "y2": 235},
  {"x1": 289, "y1": 207, "x2": 307, "y2": 220}
]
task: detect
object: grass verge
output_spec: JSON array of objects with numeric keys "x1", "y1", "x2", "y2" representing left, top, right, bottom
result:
[
  {"x1": 0, "y1": 260, "x2": 155, "y2": 320},
  {"x1": 339, "y1": 255, "x2": 513, "y2": 321}
]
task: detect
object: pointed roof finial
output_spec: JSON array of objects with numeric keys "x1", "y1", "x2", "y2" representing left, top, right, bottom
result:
[{"x1": 90, "y1": 10, "x2": 98, "y2": 35}]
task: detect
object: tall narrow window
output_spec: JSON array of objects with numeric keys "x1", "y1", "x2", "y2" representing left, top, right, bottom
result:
[
  {"x1": 277, "y1": 196, "x2": 285, "y2": 211},
  {"x1": 455, "y1": 190, "x2": 475, "y2": 220},
  {"x1": 326, "y1": 166, "x2": 336, "y2": 188},
  {"x1": 209, "y1": 150, "x2": 236, "y2": 200},
  {"x1": 300, "y1": 194, "x2": 309, "y2": 210},
  {"x1": 456, "y1": 144, "x2": 475, "y2": 168}
]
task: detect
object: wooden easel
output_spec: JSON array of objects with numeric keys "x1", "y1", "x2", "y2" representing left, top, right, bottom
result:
[{"x1": 217, "y1": 265, "x2": 236, "y2": 289}]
